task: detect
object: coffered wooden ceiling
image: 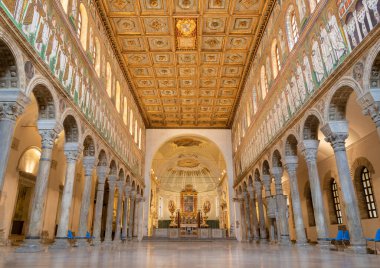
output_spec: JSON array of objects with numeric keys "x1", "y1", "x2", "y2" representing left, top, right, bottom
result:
[{"x1": 97, "y1": 0, "x2": 272, "y2": 128}]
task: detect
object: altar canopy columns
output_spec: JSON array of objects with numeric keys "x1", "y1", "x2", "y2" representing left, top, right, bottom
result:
[
  {"x1": 321, "y1": 121, "x2": 366, "y2": 253},
  {"x1": 284, "y1": 156, "x2": 308, "y2": 246},
  {"x1": 254, "y1": 180, "x2": 267, "y2": 243},
  {"x1": 247, "y1": 185, "x2": 260, "y2": 241}
]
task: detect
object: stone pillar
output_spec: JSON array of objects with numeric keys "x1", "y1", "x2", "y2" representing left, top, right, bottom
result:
[
  {"x1": 133, "y1": 194, "x2": 141, "y2": 238},
  {"x1": 262, "y1": 174, "x2": 276, "y2": 243},
  {"x1": 127, "y1": 191, "x2": 136, "y2": 239},
  {"x1": 92, "y1": 166, "x2": 109, "y2": 245},
  {"x1": 272, "y1": 167, "x2": 291, "y2": 245},
  {"x1": 321, "y1": 122, "x2": 367, "y2": 253},
  {"x1": 262, "y1": 174, "x2": 272, "y2": 197},
  {"x1": 16, "y1": 123, "x2": 60, "y2": 253},
  {"x1": 254, "y1": 180, "x2": 267, "y2": 243},
  {"x1": 121, "y1": 186, "x2": 131, "y2": 240},
  {"x1": 242, "y1": 191, "x2": 252, "y2": 241},
  {"x1": 76, "y1": 156, "x2": 96, "y2": 247},
  {"x1": 284, "y1": 156, "x2": 308, "y2": 246},
  {"x1": 247, "y1": 185, "x2": 260, "y2": 241},
  {"x1": 301, "y1": 140, "x2": 329, "y2": 245},
  {"x1": 233, "y1": 195, "x2": 243, "y2": 242},
  {"x1": 113, "y1": 181, "x2": 124, "y2": 243},
  {"x1": 137, "y1": 196, "x2": 145, "y2": 241},
  {"x1": 0, "y1": 89, "x2": 29, "y2": 196},
  {"x1": 104, "y1": 175, "x2": 117, "y2": 244},
  {"x1": 51, "y1": 143, "x2": 82, "y2": 249},
  {"x1": 357, "y1": 89, "x2": 380, "y2": 139}
]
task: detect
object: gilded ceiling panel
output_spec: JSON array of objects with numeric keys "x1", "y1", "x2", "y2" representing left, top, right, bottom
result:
[{"x1": 98, "y1": 0, "x2": 270, "y2": 128}]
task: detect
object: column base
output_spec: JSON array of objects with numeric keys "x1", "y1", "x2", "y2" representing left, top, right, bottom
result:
[
  {"x1": 49, "y1": 238, "x2": 70, "y2": 249},
  {"x1": 345, "y1": 244, "x2": 368, "y2": 254},
  {"x1": 76, "y1": 239, "x2": 91, "y2": 248},
  {"x1": 15, "y1": 238, "x2": 44, "y2": 253}
]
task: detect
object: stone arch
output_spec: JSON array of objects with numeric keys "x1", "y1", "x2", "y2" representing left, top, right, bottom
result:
[
  {"x1": 243, "y1": 181, "x2": 248, "y2": 191},
  {"x1": 63, "y1": 115, "x2": 79, "y2": 143},
  {"x1": 285, "y1": 134, "x2": 298, "y2": 156},
  {"x1": 262, "y1": 160, "x2": 270, "y2": 175},
  {"x1": 140, "y1": 188, "x2": 143, "y2": 196},
  {"x1": 126, "y1": 174, "x2": 131, "y2": 185},
  {"x1": 324, "y1": 78, "x2": 362, "y2": 121},
  {"x1": 132, "y1": 180, "x2": 136, "y2": 190},
  {"x1": 238, "y1": 185, "x2": 243, "y2": 194},
  {"x1": 254, "y1": 168, "x2": 261, "y2": 181},
  {"x1": 109, "y1": 160, "x2": 117, "y2": 175},
  {"x1": 363, "y1": 38, "x2": 380, "y2": 91},
  {"x1": 248, "y1": 175, "x2": 253, "y2": 185},
  {"x1": 302, "y1": 114, "x2": 321, "y2": 140},
  {"x1": 97, "y1": 149, "x2": 107, "y2": 166},
  {"x1": 82, "y1": 135, "x2": 95, "y2": 157},
  {"x1": 25, "y1": 75, "x2": 60, "y2": 120},
  {"x1": 272, "y1": 149, "x2": 282, "y2": 168},
  {"x1": 137, "y1": 184, "x2": 140, "y2": 193},
  {"x1": 119, "y1": 168, "x2": 125, "y2": 181},
  {"x1": 0, "y1": 26, "x2": 26, "y2": 90}
]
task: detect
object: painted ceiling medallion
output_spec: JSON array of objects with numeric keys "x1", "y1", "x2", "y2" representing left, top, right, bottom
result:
[{"x1": 175, "y1": 18, "x2": 197, "y2": 50}]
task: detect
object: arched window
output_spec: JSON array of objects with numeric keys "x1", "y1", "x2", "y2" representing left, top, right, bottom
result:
[
  {"x1": 129, "y1": 110, "x2": 133, "y2": 134},
  {"x1": 286, "y1": 6, "x2": 299, "y2": 50},
  {"x1": 360, "y1": 167, "x2": 378, "y2": 218},
  {"x1": 78, "y1": 4, "x2": 88, "y2": 48},
  {"x1": 94, "y1": 38, "x2": 101, "y2": 76},
  {"x1": 134, "y1": 120, "x2": 138, "y2": 143},
  {"x1": 271, "y1": 40, "x2": 281, "y2": 78},
  {"x1": 329, "y1": 178, "x2": 343, "y2": 224},
  {"x1": 260, "y1": 66, "x2": 268, "y2": 100},
  {"x1": 123, "y1": 97, "x2": 128, "y2": 125},
  {"x1": 115, "y1": 81, "x2": 121, "y2": 112},
  {"x1": 138, "y1": 128, "x2": 142, "y2": 149},
  {"x1": 106, "y1": 62, "x2": 112, "y2": 97}
]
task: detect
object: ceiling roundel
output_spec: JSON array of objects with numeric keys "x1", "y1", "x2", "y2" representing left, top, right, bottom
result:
[{"x1": 98, "y1": 0, "x2": 271, "y2": 128}]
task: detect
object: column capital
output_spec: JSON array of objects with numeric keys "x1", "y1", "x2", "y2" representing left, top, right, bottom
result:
[
  {"x1": 0, "y1": 89, "x2": 30, "y2": 121},
  {"x1": 300, "y1": 139, "x2": 320, "y2": 163},
  {"x1": 262, "y1": 174, "x2": 272, "y2": 189},
  {"x1": 321, "y1": 121, "x2": 349, "y2": 152},
  {"x1": 271, "y1": 166, "x2": 283, "y2": 180},
  {"x1": 108, "y1": 174, "x2": 118, "y2": 183},
  {"x1": 64, "y1": 142, "x2": 82, "y2": 163},
  {"x1": 96, "y1": 166, "x2": 109, "y2": 183},
  {"x1": 253, "y1": 180, "x2": 262, "y2": 195},
  {"x1": 117, "y1": 180, "x2": 125, "y2": 191},
  {"x1": 247, "y1": 185, "x2": 254, "y2": 200},
  {"x1": 357, "y1": 89, "x2": 380, "y2": 127},
  {"x1": 284, "y1": 156, "x2": 298, "y2": 173},
  {"x1": 82, "y1": 156, "x2": 96, "y2": 176},
  {"x1": 130, "y1": 190, "x2": 137, "y2": 199},
  {"x1": 124, "y1": 185, "x2": 132, "y2": 196}
]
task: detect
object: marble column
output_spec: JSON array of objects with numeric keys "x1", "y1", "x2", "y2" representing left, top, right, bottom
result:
[
  {"x1": 247, "y1": 185, "x2": 260, "y2": 241},
  {"x1": 254, "y1": 180, "x2": 267, "y2": 243},
  {"x1": 0, "y1": 89, "x2": 29, "y2": 196},
  {"x1": 128, "y1": 191, "x2": 136, "y2": 240},
  {"x1": 104, "y1": 175, "x2": 117, "y2": 244},
  {"x1": 137, "y1": 196, "x2": 145, "y2": 241},
  {"x1": 242, "y1": 191, "x2": 252, "y2": 241},
  {"x1": 322, "y1": 122, "x2": 367, "y2": 253},
  {"x1": 357, "y1": 89, "x2": 380, "y2": 139},
  {"x1": 92, "y1": 166, "x2": 109, "y2": 245},
  {"x1": 121, "y1": 186, "x2": 131, "y2": 241},
  {"x1": 133, "y1": 194, "x2": 141, "y2": 238},
  {"x1": 113, "y1": 181, "x2": 124, "y2": 243},
  {"x1": 272, "y1": 167, "x2": 291, "y2": 245},
  {"x1": 76, "y1": 156, "x2": 96, "y2": 247},
  {"x1": 301, "y1": 140, "x2": 329, "y2": 246},
  {"x1": 233, "y1": 195, "x2": 243, "y2": 242},
  {"x1": 262, "y1": 174, "x2": 276, "y2": 243},
  {"x1": 16, "y1": 122, "x2": 60, "y2": 253},
  {"x1": 51, "y1": 143, "x2": 82, "y2": 249},
  {"x1": 284, "y1": 156, "x2": 308, "y2": 246}
]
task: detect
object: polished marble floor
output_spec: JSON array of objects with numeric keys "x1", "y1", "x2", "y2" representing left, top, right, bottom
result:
[{"x1": 0, "y1": 241, "x2": 379, "y2": 268}]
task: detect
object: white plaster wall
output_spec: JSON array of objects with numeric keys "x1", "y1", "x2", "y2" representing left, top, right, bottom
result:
[{"x1": 143, "y1": 129, "x2": 235, "y2": 237}]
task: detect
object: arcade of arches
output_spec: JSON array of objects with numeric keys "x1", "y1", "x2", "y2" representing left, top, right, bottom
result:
[{"x1": 0, "y1": 0, "x2": 380, "y2": 266}]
